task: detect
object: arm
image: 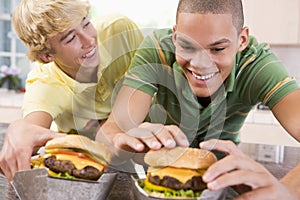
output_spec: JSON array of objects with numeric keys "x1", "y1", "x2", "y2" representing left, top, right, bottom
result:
[
  {"x1": 200, "y1": 139, "x2": 299, "y2": 200},
  {"x1": 0, "y1": 111, "x2": 65, "y2": 181},
  {"x1": 96, "y1": 85, "x2": 189, "y2": 158},
  {"x1": 270, "y1": 88, "x2": 300, "y2": 197},
  {"x1": 271, "y1": 89, "x2": 300, "y2": 141}
]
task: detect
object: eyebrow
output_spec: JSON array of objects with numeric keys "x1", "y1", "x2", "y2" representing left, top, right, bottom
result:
[
  {"x1": 177, "y1": 36, "x2": 231, "y2": 48},
  {"x1": 177, "y1": 37, "x2": 194, "y2": 46},
  {"x1": 208, "y1": 38, "x2": 231, "y2": 47},
  {"x1": 60, "y1": 17, "x2": 86, "y2": 42}
]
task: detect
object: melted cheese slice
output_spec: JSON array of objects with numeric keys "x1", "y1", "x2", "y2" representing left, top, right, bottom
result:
[
  {"x1": 53, "y1": 154, "x2": 104, "y2": 171},
  {"x1": 148, "y1": 167, "x2": 205, "y2": 184}
]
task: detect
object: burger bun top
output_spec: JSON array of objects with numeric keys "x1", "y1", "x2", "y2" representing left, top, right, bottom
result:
[
  {"x1": 45, "y1": 134, "x2": 111, "y2": 163},
  {"x1": 144, "y1": 147, "x2": 216, "y2": 169}
]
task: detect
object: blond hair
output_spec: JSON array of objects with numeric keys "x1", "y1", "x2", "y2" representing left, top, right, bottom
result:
[{"x1": 12, "y1": 0, "x2": 90, "y2": 63}]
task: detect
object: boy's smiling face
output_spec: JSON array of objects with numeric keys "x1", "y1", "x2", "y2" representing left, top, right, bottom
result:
[
  {"x1": 173, "y1": 13, "x2": 248, "y2": 98},
  {"x1": 46, "y1": 16, "x2": 100, "y2": 80}
]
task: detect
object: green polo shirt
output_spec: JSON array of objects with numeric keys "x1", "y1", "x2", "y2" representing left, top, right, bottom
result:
[{"x1": 123, "y1": 28, "x2": 299, "y2": 157}]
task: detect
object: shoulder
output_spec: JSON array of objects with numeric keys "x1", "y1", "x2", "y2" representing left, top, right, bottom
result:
[
  {"x1": 235, "y1": 36, "x2": 282, "y2": 77},
  {"x1": 151, "y1": 28, "x2": 173, "y2": 44},
  {"x1": 27, "y1": 62, "x2": 53, "y2": 78},
  {"x1": 237, "y1": 36, "x2": 274, "y2": 67},
  {"x1": 138, "y1": 28, "x2": 174, "y2": 55},
  {"x1": 93, "y1": 13, "x2": 140, "y2": 35},
  {"x1": 27, "y1": 62, "x2": 70, "y2": 86}
]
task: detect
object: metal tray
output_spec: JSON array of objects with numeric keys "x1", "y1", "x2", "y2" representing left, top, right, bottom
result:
[
  {"x1": 11, "y1": 168, "x2": 117, "y2": 200},
  {"x1": 131, "y1": 176, "x2": 227, "y2": 200}
]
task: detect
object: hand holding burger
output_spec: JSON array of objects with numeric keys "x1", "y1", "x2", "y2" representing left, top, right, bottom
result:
[
  {"x1": 31, "y1": 134, "x2": 111, "y2": 181},
  {"x1": 141, "y1": 146, "x2": 217, "y2": 198}
]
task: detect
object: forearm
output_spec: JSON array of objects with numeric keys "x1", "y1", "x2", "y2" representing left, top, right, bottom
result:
[
  {"x1": 280, "y1": 162, "x2": 300, "y2": 198},
  {"x1": 95, "y1": 119, "x2": 121, "y2": 146},
  {"x1": 24, "y1": 111, "x2": 53, "y2": 128}
]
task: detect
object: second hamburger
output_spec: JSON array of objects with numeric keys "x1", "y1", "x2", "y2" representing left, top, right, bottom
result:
[{"x1": 141, "y1": 147, "x2": 217, "y2": 198}]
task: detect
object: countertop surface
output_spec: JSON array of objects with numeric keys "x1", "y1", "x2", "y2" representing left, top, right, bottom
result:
[{"x1": 0, "y1": 122, "x2": 299, "y2": 200}]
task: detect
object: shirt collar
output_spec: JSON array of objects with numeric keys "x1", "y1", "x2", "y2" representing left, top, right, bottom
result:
[
  {"x1": 52, "y1": 62, "x2": 97, "y2": 94},
  {"x1": 97, "y1": 39, "x2": 112, "y2": 80}
]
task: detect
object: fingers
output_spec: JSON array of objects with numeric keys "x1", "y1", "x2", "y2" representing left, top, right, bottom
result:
[
  {"x1": 122, "y1": 123, "x2": 189, "y2": 151},
  {"x1": 0, "y1": 151, "x2": 13, "y2": 181},
  {"x1": 111, "y1": 123, "x2": 189, "y2": 161},
  {"x1": 16, "y1": 146, "x2": 33, "y2": 172},
  {"x1": 203, "y1": 153, "x2": 269, "y2": 183},
  {"x1": 113, "y1": 132, "x2": 145, "y2": 152},
  {"x1": 139, "y1": 123, "x2": 175, "y2": 148},
  {"x1": 164, "y1": 125, "x2": 189, "y2": 147},
  {"x1": 0, "y1": 144, "x2": 32, "y2": 181},
  {"x1": 201, "y1": 139, "x2": 269, "y2": 186},
  {"x1": 205, "y1": 165, "x2": 272, "y2": 191},
  {"x1": 200, "y1": 139, "x2": 245, "y2": 157},
  {"x1": 0, "y1": 123, "x2": 64, "y2": 181},
  {"x1": 34, "y1": 129, "x2": 66, "y2": 147},
  {"x1": 199, "y1": 139, "x2": 289, "y2": 199},
  {"x1": 139, "y1": 122, "x2": 189, "y2": 148}
]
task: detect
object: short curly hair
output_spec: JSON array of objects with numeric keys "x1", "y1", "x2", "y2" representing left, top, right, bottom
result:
[
  {"x1": 176, "y1": 0, "x2": 244, "y2": 32},
  {"x1": 12, "y1": 0, "x2": 90, "y2": 63}
]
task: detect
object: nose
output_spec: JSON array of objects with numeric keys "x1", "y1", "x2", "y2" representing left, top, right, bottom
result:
[
  {"x1": 79, "y1": 32, "x2": 94, "y2": 49},
  {"x1": 190, "y1": 50, "x2": 213, "y2": 70}
]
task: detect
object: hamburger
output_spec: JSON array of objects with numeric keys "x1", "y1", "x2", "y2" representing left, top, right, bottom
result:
[
  {"x1": 31, "y1": 134, "x2": 111, "y2": 181},
  {"x1": 141, "y1": 147, "x2": 217, "y2": 198}
]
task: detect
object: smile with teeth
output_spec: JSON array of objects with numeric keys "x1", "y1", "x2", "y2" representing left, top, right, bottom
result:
[
  {"x1": 191, "y1": 71, "x2": 217, "y2": 80},
  {"x1": 82, "y1": 47, "x2": 96, "y2": 58}
]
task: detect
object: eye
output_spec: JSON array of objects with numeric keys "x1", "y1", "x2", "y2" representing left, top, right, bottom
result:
[
  {"x1": 83, "y1": 21, "x2": 90, "y2": 28},
  {"x1": 66, "y1": 35, "x2": 76, "y2": 44},
  {"x1": 211, "y1": 47, "x2": 225, "y2": 52},
  {"x1": 179, "y1": 44, "x2": 195, "y2": 51}
]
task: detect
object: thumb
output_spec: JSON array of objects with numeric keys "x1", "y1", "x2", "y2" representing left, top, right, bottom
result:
[{"x1": 35, "y1": 129, "x2": 67, "y2": 147}]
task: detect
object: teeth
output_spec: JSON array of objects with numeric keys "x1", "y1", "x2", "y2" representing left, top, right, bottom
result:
[
  {"x1": 83, "y1": 47, "x2": 96, "y2": 58},
  {"x1": 192, "y1": 71, "x2": 216, "y2": 80}
]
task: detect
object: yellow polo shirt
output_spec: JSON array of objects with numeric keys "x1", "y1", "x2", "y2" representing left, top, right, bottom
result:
[{"x1": 22, "y1": 14, "x2": 144, "y2": 133}]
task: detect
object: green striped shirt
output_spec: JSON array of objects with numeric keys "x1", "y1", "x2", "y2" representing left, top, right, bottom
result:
[{"x1": 123, "y1": 28, "x2": 299, "y2": 158}]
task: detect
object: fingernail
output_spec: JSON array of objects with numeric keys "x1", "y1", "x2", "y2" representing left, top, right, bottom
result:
[
  {"x1": 202, "y1": 172, "x2": 208, "y2": 181},
  {"x1": 166, "y1": 139, "x2": 176, "y2": 148},
  {"x1": 151, "y1": 141, "x2": 161, "y2": 149},
  {"x1": 136, "y1": 143, "x2": 144, "y2": 150},
  {"x1": 207, "y1": 181, "x2": 218, "y2": 190},
  {"x1": 183, "y1": 140, "x2": 189, "y2": 147},
  {"x1": 200, "y1": 141, "x2": 208, "y2": 148}
]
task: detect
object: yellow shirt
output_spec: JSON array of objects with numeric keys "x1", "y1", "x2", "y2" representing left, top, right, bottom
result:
[{"x1": 23, "y1": 14, "x2": 144, "y2": 133}]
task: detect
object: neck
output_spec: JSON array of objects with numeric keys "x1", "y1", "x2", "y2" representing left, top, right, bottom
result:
[
  {"x1": 75, "y1": 67, "x2": 98, "y2": 83},
  {"x1": 197, "y1": 96, "x2": 211, "y2": 107},
  {"x1": 58, "y1": 64, "x2": 98, "y2": 83}
]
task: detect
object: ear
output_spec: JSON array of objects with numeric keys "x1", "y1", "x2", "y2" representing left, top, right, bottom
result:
[
  {"x1": 172, "y1": 25, "x2": 177, "y2": 43},
  {"x1": 237, "y1": 27, "x2": 249, "y2": 52},
  {"x1": 40, "y1": 53, "x2": 54, "y2": 63}
]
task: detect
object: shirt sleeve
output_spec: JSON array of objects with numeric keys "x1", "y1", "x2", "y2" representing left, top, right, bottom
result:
[
  {"x1": 236, "y1": 44, "x2": 299, "y2": 109},
  {"x1": 22, "y1": 80, "x2": 71, "y2": 119}
]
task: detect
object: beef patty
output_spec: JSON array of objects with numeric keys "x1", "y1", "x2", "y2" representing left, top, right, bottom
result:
[
  {"x1": 44, "y1": 155, "x2": 102, "y2": 180},
  {"x1": 148, "y1": 174, "x2": 206, "y2": 191}
]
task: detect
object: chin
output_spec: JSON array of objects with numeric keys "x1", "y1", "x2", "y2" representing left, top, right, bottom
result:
[{"x1": 191, "y1": 88, "x2": 211, "y2": 98}]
